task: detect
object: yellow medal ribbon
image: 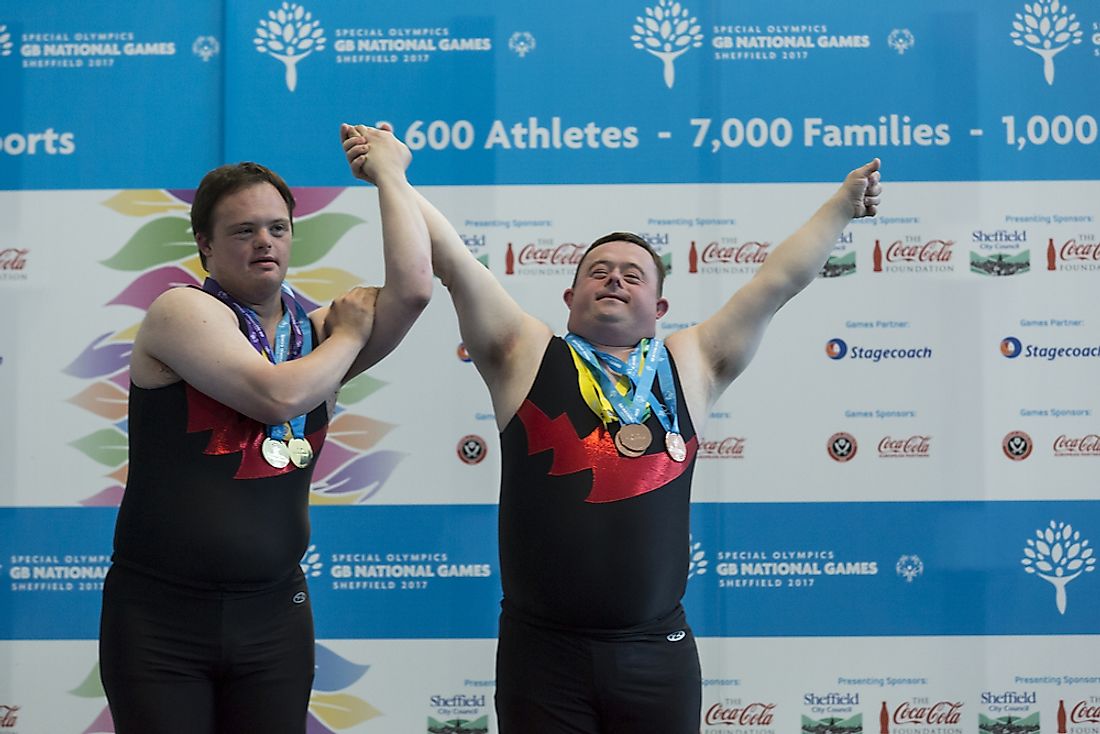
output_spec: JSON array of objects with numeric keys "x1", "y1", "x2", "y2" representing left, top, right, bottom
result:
[{"x1": 567, "y1": 340, "x2": 651, "y2": 427}]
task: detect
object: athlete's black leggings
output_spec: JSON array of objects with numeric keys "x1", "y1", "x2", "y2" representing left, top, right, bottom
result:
[
  {"x1": 495, "y1": 608, "x2": 702, "y2": 734},
  {"x1": 99, "y1": 564, "x2": 315, "y2": 734}
]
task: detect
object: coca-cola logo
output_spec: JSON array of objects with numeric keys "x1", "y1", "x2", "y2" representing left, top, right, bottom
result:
[
  {"x1": 700, "y1": 241, "x2": 770, "y2": 264},
  {"x1": 0, "y1": 248, "x2": 29, "y2": 270},
  {"x1": 878, "y1": 435, "x2": 931, "y2": 458},
  {"x1": 1059, "y1": 240, "x2": 1100, "y2": 261},
  {"x1": 1053, "y1": 434, "x2": 1100, "y2": 456},
  {"x1": 517, "y1": 242, "x2": 585, "y2": 266},
  {"x1": 1071, "y1": 701, "x2": 1100, "y2": 723},
  {"x1": 704, "y1": 702, "x2": 776, "y2": 726},
  {"x1": 893, "y1": 701, "x2": 963, "y2": 725},
  {"x1": 882, "y1": 239, "x2": 954, "y2": 263},
  {"x1": 698, "y1": 436, "x2": 746, "y2": 458}
]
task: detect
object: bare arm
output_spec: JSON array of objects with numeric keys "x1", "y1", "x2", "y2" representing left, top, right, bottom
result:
[
  {"x1": 413, "y1": 186, "x2": 551, "y2": 429},
  {"x1": 314, "y1": 124, "x2": 432, "y2": 381},
  {"x1": 668, "y1": 159, "x2": 882, "y2": 419},
  {"x1": 131, "y1": 285, "x2": 376, "y2": 425}
]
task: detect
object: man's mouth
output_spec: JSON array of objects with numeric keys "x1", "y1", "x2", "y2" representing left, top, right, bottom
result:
[
  {"x1": 597, "y1": 293, "x2": 628, "y2": 302},
  {"x1": 251, "y1": 256, "x2": 278, "y2": 265}
]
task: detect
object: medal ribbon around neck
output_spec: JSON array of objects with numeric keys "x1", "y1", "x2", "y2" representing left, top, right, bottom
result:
[
  {"x1": 201, "y1": 278, "x2": 314, "y2": 453},
  {"x1": 563, "y1": 333, "x2": 659, "y2": 429}
]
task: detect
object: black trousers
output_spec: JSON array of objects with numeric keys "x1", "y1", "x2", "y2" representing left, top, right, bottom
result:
[
  {"x1": 495, "y1": 608, "x2": 702, "y2": 734},
  {"x1": 99, "y1": 563, "x2": 315, "y2": 734}
]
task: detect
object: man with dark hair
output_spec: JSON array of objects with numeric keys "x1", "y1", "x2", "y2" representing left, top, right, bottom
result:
[
  {"x1": 353, "y1": 121, "x2": 878, "y2": 734},
  {"x1": 99, "y1": 126, "x2": 432, "y2": 734}
]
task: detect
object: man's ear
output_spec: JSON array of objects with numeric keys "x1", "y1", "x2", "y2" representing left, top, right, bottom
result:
[
  {"x1": 196, "y1": 232, "x2": 212, "y2": 260},
  {"x1": 563, "y1": 288, "x2": 574, "y2": 309},
  {"x1": 656, "y1": 296, "x2": 669, "y2": 319}
]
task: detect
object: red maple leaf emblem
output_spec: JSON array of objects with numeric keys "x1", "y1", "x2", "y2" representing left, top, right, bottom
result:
[
  {"x1": 516, "y1": 400, "x2": 697, "y2": 503},
  {"x1": 185, "y1": 385, "x2": 327, "y2": 480}
]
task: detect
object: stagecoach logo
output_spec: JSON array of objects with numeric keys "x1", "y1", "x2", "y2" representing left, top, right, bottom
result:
[
  {"x1": 1021, "y1": 520, "x2": 1095, "y2": 614},
  {"x1": 1003, "y1": 430, "x2": 1033, "y2": 460},
  {"x1": 300, "y1": 543, "x2": 323, "y2": 578},
  {"x1": 1047, "y1": 237, "x2": 1100, "y2": 271},
  {"x1": 0, "y1": 704, "x2": 18, "y2": 728},
  {"x1": 0, "y1": 25, "x2": 12, "y2": 57},
  {"x1": 826, "y1": 338, "x2": 848, "y2": 360},
  {"x1": 1001, "y1": 337, "x2": 1023, "y2": 358},
  {"x1": 1010, "y1": 0, "x2": 1083, "y2": 85},
  {"x1": 630, "y1": 0, "x2": 704, "y2": 88},
  {"x1": 192, "y1": 35, "x2": 220, "y2": 62},
  {"x1": 254, "y1": 2, "x2": 327, "y2": 92},
  {"x1": 887, "y1": 29, "x2": 915, "y2": 55},
  {"x1": 705, "y1": 701, "x2": 776, "y2": 727},
  {"x1": 827, "y1": 432, "x2": 858, "y2": 462},
  {"x1": 508, "y1": 31, "x2": 536, "y2": 57},
  {"x1": 688, "y1": 535, "x2": 708, "y2": 579},
  {"x1": 896, "y1": 554, "x2": 924, "y2": 582},
  {"x1": 457, "y1": 434, "x2": 487, "y2": 465}
]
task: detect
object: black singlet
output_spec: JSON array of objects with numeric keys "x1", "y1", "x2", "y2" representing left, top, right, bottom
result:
[
  {"x1": 498, "y1": 336, "x2": 699, "y2": 631},
  {"x1": 111, "y1": 302, "x2": 329, "y2": 589}
]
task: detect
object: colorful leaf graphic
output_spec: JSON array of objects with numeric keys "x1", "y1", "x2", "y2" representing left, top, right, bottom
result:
[
  {"x1": 81, "y1": 706, "x2": 114, "y2": 734},
  {"x1": 70, "y1": 428, "x2": 129, "y2": 467},
  {"x1": 287, "y1": 267, "x2": 364, "y2": 305},
  {"x1": 308, "y1": 441, "x2": 357, "y2": 486},
  {"x1": 336, "y1": 373, "x2": 386, "y2": 405},
  {"x1": 102, "y1": 190, "x2": 189, "y2": 217},
  {"x1": 100, "y1": 217, "x2": 195, "y2": 271},
  {"x1": 80, "y1": 486, "x2": 125, "y2": 507},
  {"x1": 111, "y1": 323, "x2": 141, "y2": 342},
  {"x1": 64, "y1": 333, "x2": 131, "y2": 379},
  {"x1": 306, "y1": 711, "x2": 337, "y2": 734},
  {"x1": 312, "y1": 450, "x2": 404, "y2": 500},
  {"x1": 180, "y1": 256, "x2": 207, "y2": 281},
  {"x1": 309, "y1": 692, "x2": 381, "y2": 729},
  {"x1": 70, "y1": 663, "x2": 105, "y2": 698},
  {"x1": 109, "y1": 370, "x2": 131, "y2": 391},
  {"x1": 107, "y1": 266, "x2": 200, "y2": 310},
  {"x1": 107, "y1": 464, "x2": 129, "y2": 486},
  {"x1": 290, "y1": 214, "x2": 365, "y2": 268},
  {"x1": 67, "y1": 381, "x2": 129, "y2": 421},
  {"x1": 313, "y1": 643, "x2": 369, "y2": 692},
  {"x1": 326, "y1": 414, "x2": 395, "y2": 452}
]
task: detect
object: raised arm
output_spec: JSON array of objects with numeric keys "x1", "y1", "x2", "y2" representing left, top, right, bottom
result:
[
  {"x1": 327, "y1": 123, "x2": 433, "y2": 380},
  {"x1": 668, "y1": 159, "x2": 881, "y2": 419}
]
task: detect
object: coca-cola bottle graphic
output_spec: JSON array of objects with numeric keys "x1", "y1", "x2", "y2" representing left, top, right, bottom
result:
[
  {"x1": 1048, "y1": 239, "x2": 1057, "y2": 271},
  {"x1": 1058, "y1": 699, "x2": 1067, "y2": 734},
  {"x1": 505, "y1": 242, "x2": 515, "y2": 275},
  {"x1": 880, "y1": 701, "x2": 890, "y2": 734},
  {"x1": 688, "y1": 241, "x2": 698, "y2": 273},
  {"x1": 873, "y1": 240, "x2": 883, "y2": 272}
]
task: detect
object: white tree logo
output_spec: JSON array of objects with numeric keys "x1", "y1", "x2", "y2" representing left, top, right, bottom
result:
[
  {"x1": 0, "y1": 25, "x2": 13, "y2": 57},
  {"x1": 687, "y1": 535, "x2": 708, "y2": 579},
  {"x1": 300, "y1": 543, "x2": 324, "y2": 578},
  {"x1": 1011, "y1": 0, "x2": 1083, "y2": 85},
  {"x1": 631, "y1": 0, "x2": 703, "y2": 89},
  {"x1": 887, "y1": 29, "x2": 915, "y2": 55},
  {"x1": 254, "y1": 2, "x2": 326, "y2": 92},
  {"x1": 1021, "y1": 520, "x2": 1095, "y2": 614},
  {"x1": 508, "y1": 31, "x2": 536, "y2": 58}
]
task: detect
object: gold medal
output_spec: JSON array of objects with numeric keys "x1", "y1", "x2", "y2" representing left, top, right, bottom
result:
[
  {"x1": 665, "y1": 432, "x2": 687, "y2": 462},
  {"x1": 262, "y1": 437, "x2": 291, "y2": 469},
  {"x1": 615, "y1": 423, "x2": 652, "y2": 457},
  {"x1": 287, "y1": 437, "x2": 314, "y2": 469}
]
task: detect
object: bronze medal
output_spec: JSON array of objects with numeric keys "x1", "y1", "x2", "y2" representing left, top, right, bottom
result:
[
  {"x1": 261, "y1": 437, "x2": 291, "y2": 469},
  {"x1": 665, "y1": 432, "x2": 687, "y2": 462},
  {"x1": 287, "y1": 437, "x2": 314, "y2": 469},
  {"x1": 615, "y1": 423, "x2": 652, "y2": 457}
]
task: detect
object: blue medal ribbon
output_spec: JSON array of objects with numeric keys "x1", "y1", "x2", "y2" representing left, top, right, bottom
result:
[
  {"x1": 563, "y1": 333, "x2": 661, "y2": 427},
  {"x1": 201, "y1": 278, "x2": 313, "y2": 441},
  {"x1": 631, "y1": 340, "x2": 681, "y2": 439}
]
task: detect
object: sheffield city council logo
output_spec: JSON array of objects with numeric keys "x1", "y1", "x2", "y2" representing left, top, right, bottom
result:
[
  {"x1": 254, "y1": 2, "x2": 327, "y2": 91},
  {"x1": 1010, "y1": 0, "x2": 1083, "y2": 85},
  {"x1": 631, "y1": 0, "x2": 703, "y2": 88},
  {"x1": 1021, "y1": 520, "x2": 1095, "y2": 613}
]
